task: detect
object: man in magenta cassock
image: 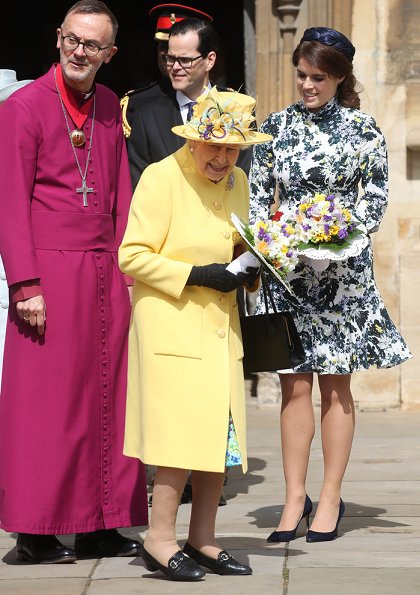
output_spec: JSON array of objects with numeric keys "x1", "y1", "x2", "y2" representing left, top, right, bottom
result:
[{"x1": 0, "y1": 0, "x2": 148, "y2": 564}]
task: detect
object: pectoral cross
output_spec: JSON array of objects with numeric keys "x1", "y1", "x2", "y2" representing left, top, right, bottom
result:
[{"x1": 76, "y1": 179, "x2": 94, "y2": 207}]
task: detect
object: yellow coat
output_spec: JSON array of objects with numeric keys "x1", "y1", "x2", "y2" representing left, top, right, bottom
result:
[{"x1": 119, "y1": 145, "x2": 250, "y2": 473}]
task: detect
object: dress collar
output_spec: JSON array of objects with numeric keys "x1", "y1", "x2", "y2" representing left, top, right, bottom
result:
[{"x1": 296, "y1": 96, "x2": 339, "y2": 122}]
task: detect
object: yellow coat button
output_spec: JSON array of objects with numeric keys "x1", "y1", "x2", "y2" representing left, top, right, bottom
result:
[
  {"x1": 217, "y1": 330, "x2": 226, "y2": 338},
  {"x1": 223, "y1": 231, "x2": 230, "y2": 239},
  {"x1": 219, "y1": 296, "x2": 226, "y2": 305},
  {"x1": 212, "y1": 202, "x2": 222, "y2": 210}
]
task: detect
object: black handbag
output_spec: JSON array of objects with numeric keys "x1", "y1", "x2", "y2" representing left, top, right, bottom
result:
[{"x1": 239, "y1": 273, "x2": 306, "y2": 375}]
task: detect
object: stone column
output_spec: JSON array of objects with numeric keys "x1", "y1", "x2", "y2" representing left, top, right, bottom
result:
[
  {"x1": 255, "y1": 1, "x2": 280, "y2": 122},
  {"x1": 275, "y1": 1, "x2": 303, "y2": 108},
  {"x1": 243, "y1": 0, "x2": 256, "y2": 96}
]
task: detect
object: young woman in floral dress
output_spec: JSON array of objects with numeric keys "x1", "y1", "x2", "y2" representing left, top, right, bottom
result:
[{"x1": 249, "y1": 27, "x2": 411, "y2": 543}]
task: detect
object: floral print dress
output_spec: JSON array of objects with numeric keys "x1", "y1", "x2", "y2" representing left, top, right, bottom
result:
[{"x1": 249, "y1": 98, "x2": 411, "y2": 375}]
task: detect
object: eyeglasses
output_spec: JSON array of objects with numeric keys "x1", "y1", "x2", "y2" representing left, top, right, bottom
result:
[
  {"x1": 163, "y1": 54, "x2": 204, "y2": 69},
  {"x1": 61, "y1": 35, "x2": 113, "y2": 56}
]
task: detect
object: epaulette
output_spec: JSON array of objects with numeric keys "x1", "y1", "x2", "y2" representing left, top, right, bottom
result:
[
  {"x1": 120, "y1": 82, "x2": 160, "y2": 139},
  {"x1": 120, "y1": 91, "x2": 133, "y2": 138}
]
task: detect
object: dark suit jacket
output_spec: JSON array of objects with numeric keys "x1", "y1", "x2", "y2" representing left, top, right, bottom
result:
[{"x1": 124, "y1": 80, "x2": 252, "y2": 191}]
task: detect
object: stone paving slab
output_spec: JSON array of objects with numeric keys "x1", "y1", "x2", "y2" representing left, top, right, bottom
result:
[
  {"x1": 88, "y1": 574, "x2": 283, "y2": 595},
  {"x1": 0, "y1": 403, "x2": 419, "y2": 595},
  {"x1": 284, "y1": 545, "x2": 420, "y2": 568},
  {"x1": 286, "y1": 569, "x2": 420, "y2": 595},
  {"x1": 0, "y1": 578, "x2": 88, "y2": 595},
  {"x1": 0, "y1": 548, "x2": 94, "y2": 581}
]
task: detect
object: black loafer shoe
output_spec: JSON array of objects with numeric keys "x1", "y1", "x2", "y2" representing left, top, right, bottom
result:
[
  {"x1": 74, "y1": 529, "x2": 142, "y2": 558},
  {"x1": 16, "y1": 533, "x2": 76, "y2": 564},
  {"x1": 183, "y1": 542, "x2": 252, "y2": 575},
  {"x1": 141, "y1": 547, "x2": 205, "y2": 581}
]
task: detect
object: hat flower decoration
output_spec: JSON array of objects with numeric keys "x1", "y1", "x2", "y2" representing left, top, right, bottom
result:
[
  {"x1": 193, "y1": 89, "x2": 255, "y2": 142},
  {"x1": 172, "y1": 86, "x2": 272, "y2": 146}
]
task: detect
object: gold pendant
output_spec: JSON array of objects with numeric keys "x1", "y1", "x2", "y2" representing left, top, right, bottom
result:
[{"x1": 70, "y1": 129, "x2": 86, "y2": 147}]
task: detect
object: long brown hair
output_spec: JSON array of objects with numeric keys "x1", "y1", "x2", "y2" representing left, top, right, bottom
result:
[{"x1": 292, "y1": 41, "x2": 361, "y2": 109}]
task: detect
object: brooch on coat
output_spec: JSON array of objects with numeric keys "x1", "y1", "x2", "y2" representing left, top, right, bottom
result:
[{"x1": 226, "y1": 172, "x2": 235, "y2": 191}]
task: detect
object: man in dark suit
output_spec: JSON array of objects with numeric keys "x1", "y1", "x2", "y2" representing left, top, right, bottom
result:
[{"x1": 122, "y1": 14, "x2": 251, "y2": 191}]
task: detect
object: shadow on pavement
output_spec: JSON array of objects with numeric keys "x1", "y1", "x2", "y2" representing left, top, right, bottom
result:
[
  {"x1": 246, "y1": 501, "x2": 412, "y2": 533},
  {"x1": 223, "y1": 456, "x2": 266, "y2": 501}
]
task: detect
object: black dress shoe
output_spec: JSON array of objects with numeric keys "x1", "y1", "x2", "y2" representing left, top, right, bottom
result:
[
  {"x1": 141, "y1": 547, "x2": 205, "y2": 581},
  {"x1": 74, "y1": 529, "x2": 142, "y2": 558},
  {"x1": 183, "y1": 542, "x2": 252, "y2": 575},
  {"x1": 16, "y1": 534, "x2": 76, "y2": 564}
]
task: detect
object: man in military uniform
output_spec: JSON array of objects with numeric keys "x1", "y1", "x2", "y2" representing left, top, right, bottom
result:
[
  {"x1": 121, "y1": 5, "x2": 252, "y2": 191},
  {"x1": 120, "y1": 3, "x2": 213, "y2": 183}
]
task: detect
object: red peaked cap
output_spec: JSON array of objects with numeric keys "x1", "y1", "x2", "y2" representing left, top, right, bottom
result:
[{"x1": 149, "y1": 3, "x2": 213, "y2": 41}]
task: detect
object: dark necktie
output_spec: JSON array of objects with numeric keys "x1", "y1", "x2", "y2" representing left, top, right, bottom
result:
[{"x1": 186, "y1": 101, "x2": 197, "y2": 121}]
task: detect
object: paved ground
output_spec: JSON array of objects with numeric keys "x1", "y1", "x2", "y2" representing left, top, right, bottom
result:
[{"x1": 1, "y1": 381, "x2": 419, "y2": 594}]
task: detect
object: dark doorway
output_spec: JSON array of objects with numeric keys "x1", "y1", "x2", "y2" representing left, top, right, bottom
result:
[{"x1": 2, "y1": 0, "x2": 246, "y2": 99}]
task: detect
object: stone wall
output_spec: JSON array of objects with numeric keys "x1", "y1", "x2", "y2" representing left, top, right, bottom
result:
[{"x1": 349, "y1": 0, "x2": 419, "y2": 409}]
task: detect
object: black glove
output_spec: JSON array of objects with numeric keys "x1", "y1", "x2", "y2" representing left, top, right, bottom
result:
[{"x1": 187, "y1": 263, "x2": 247, "y2": 293}]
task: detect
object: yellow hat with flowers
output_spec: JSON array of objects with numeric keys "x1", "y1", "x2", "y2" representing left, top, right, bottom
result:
[{"x1": 171, "y1": 87, "x2": 272, "y2": 146}]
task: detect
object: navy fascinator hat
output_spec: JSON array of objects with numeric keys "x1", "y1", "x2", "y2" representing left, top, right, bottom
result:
[{"x1": 300, "y1": 27, "x2": 355, "y2": 62}]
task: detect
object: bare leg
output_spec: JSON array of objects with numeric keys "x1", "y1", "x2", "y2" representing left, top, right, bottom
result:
[
  {"x1": 143, "y1": 466, "x2": 189, "y2": 565},
  {"x1": 188, "y1": 470, "x2": 225, "y2": 558},
  {"x1": 309, "y1": 374, "x2": 355, "y2": 532},
  {"x1": 276, "y1": 373, "x2": 314, "y2": 531}
]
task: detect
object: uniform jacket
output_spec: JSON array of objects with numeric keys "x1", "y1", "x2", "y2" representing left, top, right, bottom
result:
[{"x1": 119, "y1": 144, "x2": 250, "y2": 473}]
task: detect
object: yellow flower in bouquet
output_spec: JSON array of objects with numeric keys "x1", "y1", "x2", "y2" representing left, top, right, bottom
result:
[{"x1": 294, "y1": 193, "x2": 356, "y2": 246}]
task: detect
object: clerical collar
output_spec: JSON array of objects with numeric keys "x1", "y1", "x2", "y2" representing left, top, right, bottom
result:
[
  {"x1": 75, "y1": 88, "x2": 94, "y2": 104},
  {"x1": 55, "y1": 63, "x2": 95, "y2": 129}
]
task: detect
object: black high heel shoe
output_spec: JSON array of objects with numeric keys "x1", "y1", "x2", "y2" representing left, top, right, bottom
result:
[
  {"x1": 306, "y1": 499, "x2": 345, "y2": 543},
  {"x1": 267, "y1": 495, "x2": 313, "y2": 543},
  {"x1": 141, "y1": 546, "x2": 205, "y2": 581}
]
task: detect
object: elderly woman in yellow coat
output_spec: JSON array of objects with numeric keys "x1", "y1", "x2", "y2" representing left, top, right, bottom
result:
[{"x1": 119, "y1": 87, "x2": 272, "y2": 582}]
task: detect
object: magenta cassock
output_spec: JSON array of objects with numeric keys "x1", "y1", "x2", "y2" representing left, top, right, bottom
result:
[{"x1": 0, "y1": 64, "x2": 148, "y2": 534}]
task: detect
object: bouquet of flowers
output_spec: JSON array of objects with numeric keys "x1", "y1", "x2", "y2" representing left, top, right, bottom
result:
[
  {"x1": 230, "y1": 212, "x2": 300, "y2": 292},
  {"x1": 279, "y1": 193, "x2": 368, "y2": 271}
]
